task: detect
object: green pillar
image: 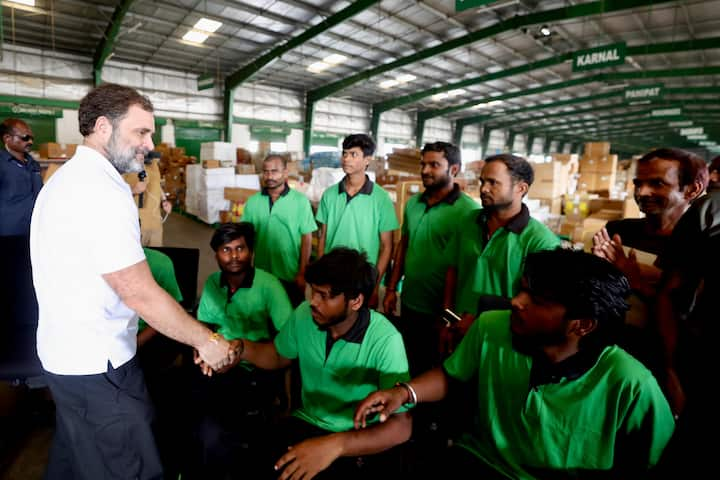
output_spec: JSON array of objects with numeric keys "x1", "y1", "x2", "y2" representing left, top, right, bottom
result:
[
  {"x1": 303, "y1": 96, "x2": 315, "y2": 157},
  {"x1": 525, "y1": 134, "x2": 535, "y2": 157},
  {"x1": 453, "y1": 120, "x2": 464, "y2": 146},
  {"x1": 415, "y1": 113, "x2": 427, "y2": 148},
  {"x1": 506, "y1": 131, "x2": 517, "y2": 152},
  {"x1": 480, "y1": 127, "x2": 492, "y2": 158},
  {"x1": 223, "y1": 87, "x2": 234, "y2": 142},
  {"x1": 370, "y1": 108, "x2": 381, "y2": 145}
]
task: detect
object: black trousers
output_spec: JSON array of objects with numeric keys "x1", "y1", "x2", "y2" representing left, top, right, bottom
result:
[
  {"x1": 395, "y1": 304, "x2": 445, "y2": 377},
  {"x1": 280, "y1": 279, "x2": 306, "y2": 308},
  {"x1": 44, "y1": 356, "x2": 163, "y2": 480},
  {"x1": 269, "y1": 416, "x2": 405, "y2": 480},
  {"x1": 181, "y1": 365, "x2": 284, "y2": 480}
]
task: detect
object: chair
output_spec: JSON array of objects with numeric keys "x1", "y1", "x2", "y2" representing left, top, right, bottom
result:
[
  {"x1": 146, "y1": 246, "x2": 200, "y2": 313},
  {"x1": 0, "y1": 235, "x2": 43, "y2": 386}
]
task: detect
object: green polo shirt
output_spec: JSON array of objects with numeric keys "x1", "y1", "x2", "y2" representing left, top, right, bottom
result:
[
  {"x1": 138, "y1": 248, "x2": 183, "y2": 332},
  {"x1": 451, "y1": 205, "x2": 560, "y2": 315},
  {"x1": 401, "y1": 184, "x2": 480, "y2": 314},
  {"x1": 274, "y1": 301, "x2": 410, "y2": 433},
  {"x1": 242, "y1": 184, "x2": 317, "y2": 282},
  {"x1": 316, "y1": 175, "x2": 399, "y2": 265},
  {"x1": 198, "y1": 268, "x2": 292, "y2": 369},
  {"x1": 444, "y1": 310, "x2": 675, "y2": 478}
]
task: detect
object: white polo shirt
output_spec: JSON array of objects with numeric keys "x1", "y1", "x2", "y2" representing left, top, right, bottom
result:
[{"x1": 30, "y1": 145, "x2": 146, "y2": 375}]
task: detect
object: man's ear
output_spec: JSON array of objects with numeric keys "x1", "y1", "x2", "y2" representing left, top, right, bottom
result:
[
  {"x1": 515, "y1": 181, "x2": 529, "y2": 197},
  {"x1": 684, "y1": 179, "x2": 705, "y2": 201},
  {"x1": 568, "y1": 317, "x2": 597, "y2": 338},
  {"x1": 450, "y1": 164, "x2": 461, "y2": 177},
  {"x1": 94, "y1": 115, "x2": 112, "y2": 138},
  {"x1": 348, "y1": 293, "x2": 364, "y2": 312}
]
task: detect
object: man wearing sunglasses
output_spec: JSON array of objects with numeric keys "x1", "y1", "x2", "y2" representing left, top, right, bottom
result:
[{"x1": 0, "y1": 118, "x2": 42, "y2": 236}]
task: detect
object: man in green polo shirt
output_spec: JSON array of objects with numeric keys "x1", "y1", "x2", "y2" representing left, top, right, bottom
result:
[
  {"x1": 234, "y1": 247, "x2": 411, "y2": 479},
  {"x1": 242, "y1": 153, "x2": 317, "y2": 306},
  {"x1": 384, "y1": 141, "x2": 479, "y2": 376},
  {"x1": 444, "y1": 154, "x2": 560, "y2": 336},
  {"x1": 316, "y1": 134, "x2": 398, "y2": 308},
  {"x1": 356, "y1": 249, "x2": 675, "y2": 479},
  {"x1": 185, "y1": 222, "x2": 293, "y2": 480}
]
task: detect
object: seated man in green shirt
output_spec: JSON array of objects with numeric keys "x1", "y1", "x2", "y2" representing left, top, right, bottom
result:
[
  {"x1": 444, "y1": 154, "x2": 560, "y2": 336},
  {"x1": 235, "y1": 247, "x2": 411, "y2": 480},
  {"x1": 185, "y1": 222, "x2": 293, "y2": 480},
  {"x1": 316, "y1": 134, "x2": 399, "y2": 308},
  {"x1": 356, "y1": 249, "x2": 675, "y2": 479},
  {"x1": 242, "y1": 153, "x2": 317, "y2": 307}
]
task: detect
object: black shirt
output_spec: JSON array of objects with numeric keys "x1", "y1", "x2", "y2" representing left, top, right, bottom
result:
[{"x1": 0, "y1": 149, "x2": 43, "y2": 236}]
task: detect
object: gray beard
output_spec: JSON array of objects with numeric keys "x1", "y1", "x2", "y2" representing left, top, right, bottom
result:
[{"x1": 107, "y1": 132, "x2": 144, "y2": 174}]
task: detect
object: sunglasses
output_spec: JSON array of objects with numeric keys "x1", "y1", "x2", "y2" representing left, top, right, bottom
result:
[{"x1": 13, "y1": 134, "x2": 34, "y2": 142}]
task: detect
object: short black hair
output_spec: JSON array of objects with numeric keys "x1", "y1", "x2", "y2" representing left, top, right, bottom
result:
[
  {"x1": 342, "y1": 134, "x2": 376, "y2": 157},
  {"x1": 210, "y1": 222, "x2": 255, "y2": 252},
  {"x1": 422, "y1": 141, "x2": 461, "y2": 168},
  {"x1": 304, "y1": 247, "x2": 377, "y2": 307},
  {"x1": 523, "y1": 249, "x2": 630, "y2": 349},
  {"x1": 638, "y1": 148, "x2": 709, "y2": 191},
  {"x1": 485, "y1": 153, "x2": 534, "y2": 186}
]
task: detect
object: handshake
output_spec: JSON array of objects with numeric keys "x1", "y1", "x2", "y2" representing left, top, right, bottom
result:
[{"x1": 194, "y1": 333, "x2": 244, "y2": 376}]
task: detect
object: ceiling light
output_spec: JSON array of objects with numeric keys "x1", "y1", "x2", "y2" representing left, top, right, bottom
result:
[
  {"x1": 397, "y1": 74, "x2": 416, "y2": 83},
  {"x1": 380, "y1": 79, "x2": 400, "y2": 89},
  {"x1": 486, "y1": 99, "x2": 504, "y2": 107},
  {"x1": 194, "y1": 18, "x2": 222, "y2": 33},
  {"x1": 324, "y1": 54, "x2": 347, "y2": 65},
  {"x1": 307, "y1": 61, "x2": 330, "y2": 73},
  {"x1": 9, "y1": 0, "x2": 35, "y2": 5},
  {"x1": 539, "y1": 25, "x2": 551, "y2": 37},
  {"x1": 432, "y1": 93, "x2": 449, "y2": 101},
  {"x1": 448, "y1": 89, "x2": 466, "y2": 97},
  {"x1": 182, "y1": 30, "x2": 209, "y2": 44}
]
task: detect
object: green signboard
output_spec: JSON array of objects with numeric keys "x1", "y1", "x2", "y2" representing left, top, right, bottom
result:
[
  {"x1": 668, "y1": 120, "x2": 693, "y2": 127},
  {"x1": 197, "y1": 74, "x2": 215, "y2": 91},
  {"x1": 312, "y1": 132, "x2": 341, "y2": 147},
  {"x1": 0, "y1": 103, "x2": 63, "y2": 118},
  {"x1": 680, "y1": 127, "x2": 704, "y2": 136},
  {"x1": 572, "y1": 42, "x2": 626, "y2": 72},
  {"x1": 456, "y1": 0, "x2": 495, "y2": 12},
  {"x1": 250, "y1": 125, "x2": 290, "y2": 142},
  {"x1": 624, "y1": 83, "x2": 663, "y2": 103},
  {"x1": 651, "y1": 107, "x2": 682, "y2": 117}
]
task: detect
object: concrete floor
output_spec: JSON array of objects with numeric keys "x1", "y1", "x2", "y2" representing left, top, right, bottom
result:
[{"x1": 0, "y1": 212, "x2": 217, "y2": 480}]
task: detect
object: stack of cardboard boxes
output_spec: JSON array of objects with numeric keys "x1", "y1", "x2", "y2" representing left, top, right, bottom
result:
[
  {"x1": 577, "y1": 142, "x2": 617, "y2": 195},
  {"x1": 156, "y1": 144, "x2": 195, "y2": 209},
  {"x1": 37, "y1": 142, "x2": 78, "y2": 182},
  {"x1": 527, "y1": 153, "x2": 578, "y2": 215}
]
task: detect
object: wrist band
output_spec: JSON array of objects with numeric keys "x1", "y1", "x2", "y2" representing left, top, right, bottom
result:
[
  {"x1": 396, "y1": 382, "x2": 418, "y2": 406},
  {"x1": 208, "y1": 332, "x2": 221, "y2": 345}
]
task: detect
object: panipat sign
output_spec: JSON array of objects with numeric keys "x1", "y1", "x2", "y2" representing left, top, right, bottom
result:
[
  {"x1": 572, "y1": 42, "x2": 626, "y2": 72},
  {"x1": 625, "y1": 84, "x2": 664, "y2": 103}
]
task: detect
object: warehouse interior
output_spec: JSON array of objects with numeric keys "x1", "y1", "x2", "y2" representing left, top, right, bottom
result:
[{"x1": 2, "y1": 0, "x2": 720, "y2": 478}]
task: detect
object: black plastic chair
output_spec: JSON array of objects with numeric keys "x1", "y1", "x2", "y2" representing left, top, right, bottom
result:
[{"x1": 0, "y1": 235, "x2": 43, "y2": 386}]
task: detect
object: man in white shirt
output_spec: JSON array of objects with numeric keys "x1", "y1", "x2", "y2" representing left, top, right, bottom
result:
[{"x1": 30, "y1": 83, "x2": 233, "y2": 480}]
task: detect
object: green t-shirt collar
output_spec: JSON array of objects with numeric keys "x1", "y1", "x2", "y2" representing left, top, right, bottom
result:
[
  {"x1": 338, "y1": 175, "x2": 374, "y2": 203},
  {"x1": 477, "y1": 203, "x2": 531, "y2": 235},
  {"x1": 261, "y1": 182, "x2": 291, "y2": 209},
  {"x1": 219, "y1": 267, "x2": 256, "y2": 302},
  {"x1": 419, "y1": 182, "x2": 462, "y2": 210},
  {"x1": 324, "y1": 306, "x2": 370, "y2": 359},
  {"x1": 525, "y1": 341, "x2": 605, "y2": 388}
]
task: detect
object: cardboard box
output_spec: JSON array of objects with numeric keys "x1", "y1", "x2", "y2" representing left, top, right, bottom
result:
[
  {"x1": 528, "y1": 161, "x2": 571, "y2": 198},
  {"x1": 536, "y1": 196, "x2": 563, "y2": 215},
  {"x1": 224, "y1": 187, "x2": 259, "y2": 203},
  {"x1": 583, "y1": 142, "x2": 610, "y2": 158},
  {"x1": 203, "y1": 160, "x2": 221, "y2": 169},
  {"x1": 235, "y1": 164, "x2": 256, "y2": 175},
  {"x1": 236, "y1": 148, "x2": 252, "y2": 165},
  {"x1": 39, "y1": 142, "x2": 77, "y2": 159},
  {"x1": 577, "y1": 172, "x2": 616, "y2": 193},
  {"x1": 579, "y1": 155, "x2": 618, "y2": 174}
]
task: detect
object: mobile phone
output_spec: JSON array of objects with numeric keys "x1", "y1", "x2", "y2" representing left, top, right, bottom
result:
[{"x1": 441, "y1": 308, "x2": 462, "y2": 327}]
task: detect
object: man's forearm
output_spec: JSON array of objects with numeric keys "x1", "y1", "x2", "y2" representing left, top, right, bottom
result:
[
  {"x1": 386, "y1": 236, "x2": 407, "y2": 290},
  {"x1": 375, "y1": 231, "x2": 394, "y2": 287},
  {"x1": 317, "y1": 224, "x2": 327, "y2": 258},
  {"x1": 443, "y1": 267, "x2": 458, "y2": 310},
  {"x1": 239, "y1": 339, "x2": 292, "y2": 371},
  {"x1": 336, "y1": 412, "x2": 411, "y2": 457},
  {"x1": 298, "y1": 233, "x2": 312, "y2": 274}
]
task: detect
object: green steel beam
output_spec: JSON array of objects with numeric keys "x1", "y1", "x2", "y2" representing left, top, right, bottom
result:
[
  {"x1": 226, "y1": 0, "x2": 378, "y2": 89},
  {"x1": 307, "y1": 0, "x2": 672, "y2": 103},
  {"x1": 421, "y1": 66, "x2": 720, "y2": 120},
  {"x1": 0, "y1": 95, "x2": 80, "y2": 110},
  {"x1": 93, "y1": 0, "x2": 135, "y2": 86},
  {"x1": 453, "y1": 123, "x2": 463, "y2": 147},
  {"x1": 373, "y1": 36, "x2": 720, "y2": 117},
  {"x1": 543, "y1": 136, "x2": 552, "y2": 155},
  {"x1": 227, "y1": 0, "x2": 379, "y2": 146},
  {"x1": 370, "y1": 108, "x2": 381, "y2": 145}
]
